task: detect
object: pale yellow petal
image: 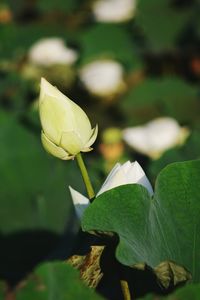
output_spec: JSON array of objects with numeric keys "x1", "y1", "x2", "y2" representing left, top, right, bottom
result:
[
  {"x1": 60, "y1": 131, "x2": 83, "y2": 155},
  {"x1": 81, "y1": 147, "x2": 93, "y2": 152},
  {"x1": 84, "y1": 124, "x2": 98, "y2": 148},
  {"x1": 40, "y1": 78, "x2": 71, "y2": 105},
  {"x1": 69, "y1": 101, "x2": 92, "y2": 143},
  {"x1": 40, "y1": 78, "x2": 95, "y2": 147},
  {"x1": 41, "y1": 131, "x2": 73, "y2": 160}
]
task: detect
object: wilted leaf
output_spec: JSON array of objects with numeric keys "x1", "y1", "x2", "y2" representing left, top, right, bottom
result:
[{"x1": 68, "y1": 245, "x2": 104, "y2": 288}]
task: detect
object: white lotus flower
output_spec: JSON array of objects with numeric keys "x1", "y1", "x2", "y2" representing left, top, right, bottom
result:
[
  {"x1": 79, "y1": 59, "x2": 125, "y2": 97},
  {"x1": 39, "y1": 78, "x2": 98, "y2": 160},
  {"x1": 28, "y1": 38, "x2": 78, "y2": 66},
  {"x1": 70, "y1": 161, "x2": 153, "y2": 219},
  {"x1": 123, "y1": 117, "x2": 190, "y2": 159},
  {"x1": 93, "y1": 0, "x2": 137, "y2": 23}
]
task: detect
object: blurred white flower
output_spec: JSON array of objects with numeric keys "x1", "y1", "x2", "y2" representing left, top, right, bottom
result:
[
  {"x1": 70, "y1": 160, "x2": 153, "y2": 219},
  {"x1": 79, "y1": 59, "x2": 125, "y2": 97},
  {"x1": 28, "y1": 38, "x2": 78, "y2": 66},
  {"x1": 93, "y1": 0, "x2": 137, "y2": 23},
  {"x1": 123, "y1": 117, "x2": 190, "y2": 159},
  {"x1": 39, "y1": 78, "x2": 98, "y2": 160}
]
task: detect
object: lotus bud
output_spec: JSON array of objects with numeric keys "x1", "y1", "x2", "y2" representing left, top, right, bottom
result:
[{"x1": 39, "y1": 78, "x2": 98, "y2": 160}]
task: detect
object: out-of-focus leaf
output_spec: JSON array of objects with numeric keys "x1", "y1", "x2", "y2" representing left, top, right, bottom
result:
[
  {"x1": 82, "y1": 160, "x2": 200, "y2": 282},
  {"x1": 16, "y1": 262, "x2": 103, "y2": 300},
  {"x1": 36, "y1": 0, "x2": 79, "y2": 13},
  {"x1": 120, "y1": 77, "x2": 200, "y2": 126},
  {"x1": 0, "y1": 72, "x2": 32, "y2": 112},
  {"x1": 0, "y1": 110, "x2": 84, "y2": 234},
  {"x1": 136, "y1": 0, "x2": 193, "y2": 52},
  {"x1": 80, "y1": 24, "x2": 143, "y2": 70}
]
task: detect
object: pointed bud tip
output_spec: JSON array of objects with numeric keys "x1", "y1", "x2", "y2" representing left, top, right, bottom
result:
[{"x1": 40, "y1": 77, "x2": 52, "y2": 91}]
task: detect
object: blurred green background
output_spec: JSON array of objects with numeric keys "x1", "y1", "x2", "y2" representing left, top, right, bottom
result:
[{"x1": 0, "y1": 0, "x2": 199, "y2": 292}]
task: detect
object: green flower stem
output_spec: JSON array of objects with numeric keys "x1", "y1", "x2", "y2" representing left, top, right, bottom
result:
[
  {"x1": 76, "y1": 152, "x2": 95, "y2": 201},
  {"x1": 120, "y1": 280, "x2": 131, "y2": 300}
]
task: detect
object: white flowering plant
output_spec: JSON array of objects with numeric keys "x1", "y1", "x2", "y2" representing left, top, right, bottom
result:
[
  {"x1": 36, "y1": 78, "x2": 200, "y2": 300},
  {"x1": 0, "y1": 0, "x2": 200, "y2": 298}
]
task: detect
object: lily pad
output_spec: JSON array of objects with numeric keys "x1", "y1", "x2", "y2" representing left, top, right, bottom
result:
[
  {"x1": 82, "y1": 160, "x2": 200, "y2": 282},
  {"x1": 140, "y1": 283, "x2": 200, "y2": 299},
  {"x1": 16, "y1": 262, "x2": 103, "y2": 300}
]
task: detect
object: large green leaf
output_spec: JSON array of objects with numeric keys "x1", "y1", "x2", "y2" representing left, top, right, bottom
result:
[
  {"x1": 16, "y1": 262, "x2": 103, "y2": 300},
  {"x1": 82, "y1": 160, "x2": 200, "y2": 282},
  {"x1": 140, "y1": 283, "x2": 200, "y2": 299}
]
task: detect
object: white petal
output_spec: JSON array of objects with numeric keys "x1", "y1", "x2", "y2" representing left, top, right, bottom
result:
[
  {"x1": 41, "y1": 131, "x2": 73, "y2": 160},
  {"x1": 127, "y1": 161, "x2": 145, "y2": 182},
  {"x1": 69, "y1": 186, "x2": 90, "y2": 219},
  {"x1": 129, "y1": 161, "x2": 153, "y2": 196},
  {"x1": 96, "y1": 163, "x2": 121, "y2": 196},
  {"x1": 97, "y1": 160, "x2": 153, "y2": 197},
  {"x1": 120, "y1": 161, "x2": 132, "y2": 174},
  {"x1": 97, "y1": 167, "x2": 127, "y2": 196}
]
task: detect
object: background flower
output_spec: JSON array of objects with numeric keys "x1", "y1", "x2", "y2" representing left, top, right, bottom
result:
[
  {"x1": 123, "y1": 117, "x2": 190, "y2": 159},
  {"x1": 92, "y1": 0, "x2": 137, "y2": 23},
  {"x1": 28, "y1": 37, "x2": 78, "y2": 66},
  {"x1": 79, "y1": 59, "x2": 126, "y2": 97}
]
